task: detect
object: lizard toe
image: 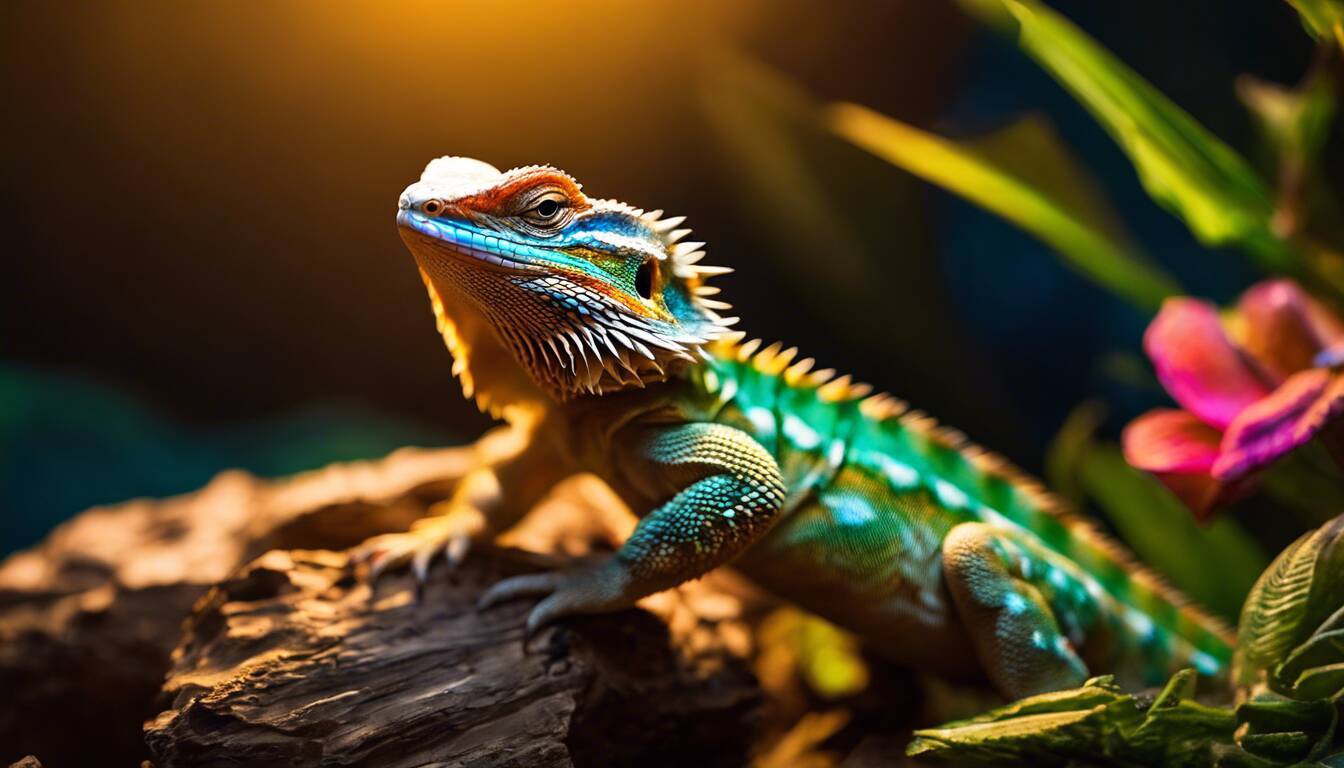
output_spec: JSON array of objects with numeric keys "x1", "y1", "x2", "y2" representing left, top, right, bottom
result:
[
  {"x1": 522, "y1": 560, "x2": 635, "y2": 633},
  {"x1": 477, "y1": 572, "x2": 564, "y2": 610}
]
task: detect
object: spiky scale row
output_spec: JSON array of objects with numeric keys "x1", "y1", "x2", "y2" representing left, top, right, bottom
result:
[{"x1": 520, "y1": 204, "x2": 737, "y2": 397}]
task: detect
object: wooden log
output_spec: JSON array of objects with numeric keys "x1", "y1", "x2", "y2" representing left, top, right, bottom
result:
[
  {"x1": 145, "y1": 547, "x2": 760, "y2": 767},
  {"x1": 0, "y1": 434, "x2": 764, "y2": 766}
]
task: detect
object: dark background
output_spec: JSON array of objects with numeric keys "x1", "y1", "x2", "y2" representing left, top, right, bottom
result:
[{"x1": 1, "y1": 1, "x2": 1328, "y2": 554}]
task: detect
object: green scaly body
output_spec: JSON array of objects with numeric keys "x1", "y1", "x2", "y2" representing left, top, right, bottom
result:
[{"x1": 690, "y1": 342, "x2": 1230, "y2": 685}]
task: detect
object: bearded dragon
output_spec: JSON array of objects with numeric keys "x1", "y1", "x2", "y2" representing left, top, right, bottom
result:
[{"x1": 364, "y1": 156, "x2": 1234, "y2": 699}]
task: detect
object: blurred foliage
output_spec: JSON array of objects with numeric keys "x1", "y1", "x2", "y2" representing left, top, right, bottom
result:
[
  {"x1": 1259, "y1": 446, "x2": 1344, "y2": 530},
  {"x1": 829, "y1": 104, "x2": 1178, "y2": 311},
  {"x1": 752, "y1": 709, "x2": 850, "y2": 768},
  {"x1": 957, "y1": 0, "x2": 1344, "y2": 304},
  {"x1": 1239, "y1": 64, "x2": 1344, "y2": 250},
  {"x1": 1240, "y1": 69, "x2": 1336, "y2": 180},
  {"x1": 0, "y1": 366, "x2": 444, "y2": 554},
  {"x1": 700, "y1": 50, "x2": 1030, "y2": 455},
  {"x1": 757, "y1": 608, "x2": 870, "y2": 700},
  {"x1": 1285, "y1": 0, "x2": 1344, "y2": 48}
]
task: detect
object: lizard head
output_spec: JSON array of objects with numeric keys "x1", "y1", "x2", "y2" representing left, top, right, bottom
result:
[{"x1": 397, "y1": 157, "x2": 736, "y2": 409}]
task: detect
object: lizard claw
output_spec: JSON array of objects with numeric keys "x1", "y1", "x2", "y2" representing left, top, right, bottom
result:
[
  {"x1": 477, "y1": 572, "x2": 566, "y2": 610},
  {"x1": 478, "y1": 558, "x2": 634, "y2": 635},
  {"x1": 352, "y1": 507, "x2": 485, "y2": 594}
]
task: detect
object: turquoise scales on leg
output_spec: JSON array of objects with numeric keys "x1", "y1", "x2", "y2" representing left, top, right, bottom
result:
[{"x1": 688, "y1": 338, "x2": 1233, "y2": 697}]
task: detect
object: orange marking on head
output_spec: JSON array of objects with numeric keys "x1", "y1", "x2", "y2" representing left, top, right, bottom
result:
[{"x1": 454, "y1": 168, "x2": 589, "y2": 217}]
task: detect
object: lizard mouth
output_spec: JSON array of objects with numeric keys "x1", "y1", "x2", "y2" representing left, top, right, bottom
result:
[{"x1": 397, "y1": 210, "x2": 543, "y2": 274}]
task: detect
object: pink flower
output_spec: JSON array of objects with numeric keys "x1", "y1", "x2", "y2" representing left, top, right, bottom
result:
[{"x1": 1122, "y1": 280, "x2": 1344, "y2": 518}]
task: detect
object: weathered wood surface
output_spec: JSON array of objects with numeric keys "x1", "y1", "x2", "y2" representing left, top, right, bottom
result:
[
  {"x1": 0, "y1": 434, "x2": 767, "y2": 767},
  {"x1": 1, "y1": 443, "x2": 478, "y2": 766},
  {"x1": 144, "y1": 547, "x2": 760, "y2": 767}
]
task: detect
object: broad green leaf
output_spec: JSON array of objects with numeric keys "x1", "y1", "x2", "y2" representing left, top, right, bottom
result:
[
  {"x1": 907, "y1": 676, "x2": 1136, "y2": 765},
  {"x1": 960, "y1": 0, "x2": 1344, "y2": 299},
  {"x1": 1238, "y1": 523, "x2": 1335, "y2": 694},
  {"x1": 909, "y1": 672, "x2": 1235, "y2": 766},
  {"x1": 1285, "y1": 0, "x2": 1344, "y2": 47},
  {"x1": 829, "y1": 103, "x2": 1178, "y2": 311},
  {"x1": 1274, "y1": 606, "x2": 1344, "y2": 689},
  {"x1": 1238, "y1": 515, "x2": 1344, "y2": 704},
  {"x1": 958, "y1": 0, "x2": 1270, "y2": 245},
  {"x1": 1078, "y1": 445, "x2": 1267, "y2": 620}
]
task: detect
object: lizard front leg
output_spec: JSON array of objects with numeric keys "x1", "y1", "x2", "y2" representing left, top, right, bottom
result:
[
  {"x1": 356, "y1": 425, "x2": 569, "y2": 583},
  {"x1": 479, "y1": 422, "x2": 786, "y2": 633}
]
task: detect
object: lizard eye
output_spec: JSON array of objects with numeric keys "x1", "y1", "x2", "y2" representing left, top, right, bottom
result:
[
  {"x1": 635, "y1": 260, "x2": 656, "y2": 300},
  {"x1": 522, "y1": 192, "x2": 569, "y2": 227},
  {"x1": 421, "y1": 199, "x2": 444, "y2": 216}
]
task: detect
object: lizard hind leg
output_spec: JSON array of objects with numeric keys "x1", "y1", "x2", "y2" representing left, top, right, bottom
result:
[{"x1": 942, "y1": 522, "x2": 1104, "y2": 699}]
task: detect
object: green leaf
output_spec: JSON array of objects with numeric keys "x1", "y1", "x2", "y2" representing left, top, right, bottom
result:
[
  {"x1": 1128, "y1": 670, "x2": 1242, "y2": 765},
  {"x1": 908, "y1": 672, "x2": 1236, "y2": 766},
  {"x1": 960, "y1": 0, "x2": 1344, "y2": 300},
  {"x1": 1284, "y1": 0, "x2": 1344, "y2": 47},
  {"x1": 1274, "y1": 605, "x2": 1344, "y2": 690},
  {"x1": 829, "y1": 103, "x2": 1178, "y2": 311},
  {"x1": 1236, "y1": 519, "x2": 1344, "y2": 696},
  {"x1": 959, "y1": 1, "x2": 1270, "y2": 244},
  {"x1": 1293, "y1": 662, "x2": 1344, "y2": 701},
  {"x1": 1077, "y1": 445, "x2": 1267, "y2": 620},
  {"x1": 906, "y1": 676, "x2": 1138, "y2": 765},
  {"x1": 1236, "y1": 693, "x2": 1338, "y2": 763}
]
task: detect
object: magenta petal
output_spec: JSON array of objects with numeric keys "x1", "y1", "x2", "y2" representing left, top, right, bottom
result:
[
  {"x1": 1122, "y1": 409, "x2": 1227, "y2": 519},
  {"x1": 1212, "y1": 369, "x2": 1335, "y2": 481},
  {"x1": 1145, "y1": 298, "x2": 1272, "y2": 430},
  {"x1": 1122, "y1": 409, "x2": 1221, "y2": 473},
  {"x1": 1297, "y1": 373, "x2": 1344, "y2": 447},
  {"x1": 1236, "y1": 280, "x2": 1344, "y2": 381}
]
